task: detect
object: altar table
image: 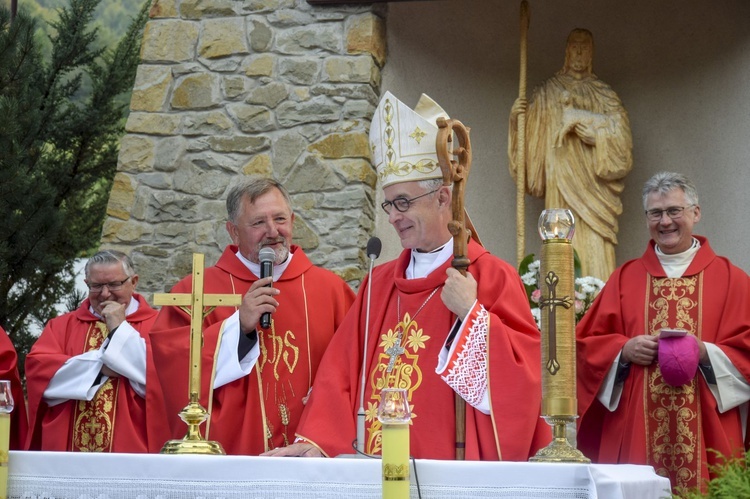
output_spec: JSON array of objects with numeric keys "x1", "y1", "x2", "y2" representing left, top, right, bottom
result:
[{"x1": 8, "y1": 451, "x2": 671, "y2": 499}]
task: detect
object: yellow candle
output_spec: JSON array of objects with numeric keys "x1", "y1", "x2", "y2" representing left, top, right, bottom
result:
[
  {"x1": 0, "y1": 413, "x2": 9, "y2": 499},
  {"x1": 381, "y1": 422, "x2": 409, "y2": 499}
]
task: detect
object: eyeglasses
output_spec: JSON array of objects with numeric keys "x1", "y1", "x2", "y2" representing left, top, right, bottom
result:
[
  {"x1": 645, "y1": 205, "x2": 695, "y2": 222},
  {"x1": 88, "y1": 276, "x2": 131, "y2": 293},
  {"x1": 381, "y1": 188, "x2": 439, "y2": 214}
]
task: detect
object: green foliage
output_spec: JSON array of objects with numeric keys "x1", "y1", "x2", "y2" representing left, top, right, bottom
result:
[
  {"x1": 676, "y1": 451, "x2": 750, "y2": 499},
  {"x1": 0, "y1": 0, "x2": 149, "y2": 378},
  {"x1": 16, "y1": 0, "x2": 145, "y2": 52}
]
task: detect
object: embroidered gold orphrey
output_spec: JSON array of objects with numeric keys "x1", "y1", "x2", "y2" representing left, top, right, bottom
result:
[
  {"x1": 71, "y1": 321, "x2": 119, "y2": 451},
  {"x1": 644, "y1": 274, "x2": 702, "y2": 491},
  {"x1": 365, "y1": 311, "x2": 429, "y2": 454},
  {"x1": 258, "y1": 321, "x2": 300, "y2": 449}
]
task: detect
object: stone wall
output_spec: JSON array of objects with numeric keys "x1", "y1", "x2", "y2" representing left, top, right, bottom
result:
[{"x1": 102, "y1": 0, "x2": 387, "y2": 297}]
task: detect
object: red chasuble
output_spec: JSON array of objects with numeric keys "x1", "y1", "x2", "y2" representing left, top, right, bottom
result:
[
  {"x1": 296, "y1": 239, "x2": 550, "y2": 460},
  {"x1": 147, "y1": 245, "x2": 355, "y2": 455},
  {"x1": 577, "y1": 237, "x2": 750, "y2": 491},
  {"x1": 25, "y1": 294, "x2": 157, "y2": 452},
  {"x1": 0, "y1": 327, "x2": 28, "y2": 450}
]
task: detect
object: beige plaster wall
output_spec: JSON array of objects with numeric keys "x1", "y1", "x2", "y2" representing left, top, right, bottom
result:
[{"x1": 378, "y1": 0, "x2": 750, "y2": 275}]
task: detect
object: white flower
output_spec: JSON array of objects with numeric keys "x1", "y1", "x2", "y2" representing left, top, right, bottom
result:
[
  {"x1": 521, "y1": 271, "x2": 538, "y2": 286},
  {"x1": 530, "y1": 307, "x2": 542, "y2": 329},
  {"x1": 575, "y1": 276, "x2": 605, "y2": 295}
]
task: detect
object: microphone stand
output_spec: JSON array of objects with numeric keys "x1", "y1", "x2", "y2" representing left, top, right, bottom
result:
[{"x1": 356, "y1": 254, "x2": 376, "y2": 454}]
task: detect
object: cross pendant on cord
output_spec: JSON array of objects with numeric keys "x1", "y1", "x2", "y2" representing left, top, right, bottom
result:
[
  {"x1": 385, "y1": 336, "x2": 405, "y2": 373},
  {"x1": 539, "y1": 270, "x2": 572, "y2": 375}
]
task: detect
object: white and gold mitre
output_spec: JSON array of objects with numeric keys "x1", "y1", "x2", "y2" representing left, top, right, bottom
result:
[{"x1": 369, "y1": 91, "x2": 449, "y2": 188}]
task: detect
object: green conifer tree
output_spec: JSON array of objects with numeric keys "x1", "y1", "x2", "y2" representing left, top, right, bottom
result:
[{"x1": 0, "y1": 0, "x2": 149, "y2": 378}]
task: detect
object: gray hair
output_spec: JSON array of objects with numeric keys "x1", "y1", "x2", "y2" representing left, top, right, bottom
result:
[
  {"x1": 226, "y1": 177, "x2": 293, "y2": 223},
  {"x1": 85, "y1": 250, "x2": 135, "y2": 279},
  {"x1": 417, "y1": 178, "x2": 445, "y2": 192},
  {"x1": 641, "y1": 171, "x2": 699, "y2": 210}
]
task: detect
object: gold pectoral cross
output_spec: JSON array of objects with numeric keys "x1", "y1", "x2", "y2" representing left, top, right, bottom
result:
[
  {"x1": 539, "y1": 271, "x2": 572, "y2": 375},
  {"x1": 153, "y1": 253, "x2": 242, "y2": 455}
]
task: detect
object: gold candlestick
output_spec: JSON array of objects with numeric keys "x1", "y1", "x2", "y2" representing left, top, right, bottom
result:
[
  {"x1": 378, "y1": 388, "x2": 411, "y2": 499},
  {"x1": 530, "y1": 209, "x2": 590, "y2": 463},
  {"x1": 0, "y1": 380, "x2": 14, "y2": 499}
]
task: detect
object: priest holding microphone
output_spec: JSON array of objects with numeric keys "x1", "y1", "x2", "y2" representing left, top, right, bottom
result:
[
  {"x1": 147, "y1": 177, "x2": 355, "y2": 455},
  {"x1": 265, "y1": 92, "x2": 549, "y2": 460}
]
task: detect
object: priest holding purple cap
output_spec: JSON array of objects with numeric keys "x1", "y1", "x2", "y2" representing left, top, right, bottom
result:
[{"x1": 576, "y1": 172, "x2": 750, "y2": 493}]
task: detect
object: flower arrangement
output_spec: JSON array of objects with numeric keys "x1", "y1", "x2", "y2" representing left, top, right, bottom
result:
[{"x1": 518, "y1": 253, "x2": 605, "y2": 329}]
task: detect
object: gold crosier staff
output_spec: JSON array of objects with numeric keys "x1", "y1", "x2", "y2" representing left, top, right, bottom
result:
[
  {"x1": 515, "y1": 0, "x2": 530, "y2": 265},
  {"x1": 436, "y1": 116, "x2": 481, "y2": 461}
]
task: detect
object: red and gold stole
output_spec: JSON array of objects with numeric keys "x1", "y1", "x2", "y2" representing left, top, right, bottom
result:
[
  {"x1": 71, "y1": 322, "x2": 119, "y2": 452},
  {"x1": 644, "y1": 274, "x2": 703, "y2": 491}
]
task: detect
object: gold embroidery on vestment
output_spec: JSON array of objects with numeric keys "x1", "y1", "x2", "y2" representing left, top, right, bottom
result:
[
  {"x1": 365, "y1": 311, "x2": 428, "y2": 454},
  {"x1": 71, "y1": 321, "x2": 118, "y2": 452},
  {"x1": 645, "y1": 275, "x2": 703, "y2": 491},
  {"x1": 258, "y1": 317, "x2": 301, "y2": 450}
]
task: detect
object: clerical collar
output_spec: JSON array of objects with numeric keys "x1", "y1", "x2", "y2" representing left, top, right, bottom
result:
[
  {"x1": 235, "y1": 248, "x2": 293, "y2": 282},
  {"x1": 406, "y1": 238, "x2": 453, "y2": 279},
  {"x1": 655, "y1": 237, "x2": 700, "y2": 278},
  {"x1": 90, "y1": 296, "x2": 139, "y2": 320}
]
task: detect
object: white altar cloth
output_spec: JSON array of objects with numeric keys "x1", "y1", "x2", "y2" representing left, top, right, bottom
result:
[{"x1": 8, "y1": 451, "x2": 671, "y2": 499}]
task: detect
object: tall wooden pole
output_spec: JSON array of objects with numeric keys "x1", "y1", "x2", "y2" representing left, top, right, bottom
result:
[{"x1": 516, "y1": 0, "x2": 530, "y2": 265}]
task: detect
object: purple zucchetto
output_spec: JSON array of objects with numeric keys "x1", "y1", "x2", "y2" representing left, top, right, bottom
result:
[{"x1": 658, "y1": 334, "x2": 700, "y2": 387}]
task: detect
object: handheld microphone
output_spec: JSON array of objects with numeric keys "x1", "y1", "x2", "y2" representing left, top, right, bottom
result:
[
  {"x1": 259, "y1": 247, "x2": 276, "y2": 329},
  {"x1": 356, "y1": 236, "x2": 382, "y2": 454}
]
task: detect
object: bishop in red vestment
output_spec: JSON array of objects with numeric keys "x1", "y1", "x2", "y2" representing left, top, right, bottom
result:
[
  {"x1": 147, "y1": 178, "x2": 355, "y2": 455},
  {"x1": 25, "y1": 251, "x2": 157, "y2": 452},
  {"x1": 0, "y1": 326, "x2": 28, "y2": 450},
  {"x1": 577, "y1": 173, "x2": 750, "y2": 492},
  {"x1": 291, "y1": 238, "x2": 549, "y2": 460},
  {"x1": 265, "y1": 92, "x2": 549, "y2": 460}
]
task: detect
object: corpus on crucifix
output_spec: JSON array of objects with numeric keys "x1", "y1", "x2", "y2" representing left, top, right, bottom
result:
[{"x1": 153, "y1": 253, "x2": 242, "y2": 455}]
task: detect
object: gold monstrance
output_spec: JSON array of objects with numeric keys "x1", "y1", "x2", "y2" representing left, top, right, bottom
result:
[
  {"x1": 153, "y1": 253, "x2": 242, "y2": 455},
  {"x1": 530, "y1": 210, "x2": 590, "y2": 463}
]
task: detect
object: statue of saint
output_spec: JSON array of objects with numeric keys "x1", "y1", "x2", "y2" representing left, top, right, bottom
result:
[{"x1": 509, "y1": 28, "x2": 633, "y2": 281}]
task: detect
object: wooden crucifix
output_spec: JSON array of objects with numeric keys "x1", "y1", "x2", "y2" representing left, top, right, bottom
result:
[{"x1": 153, "y1": 253, "x2": 242, "y2": 455}]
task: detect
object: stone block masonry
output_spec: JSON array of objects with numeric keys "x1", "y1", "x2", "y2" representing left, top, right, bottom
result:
[{"x1": 103, "y1": 0, "x2": 386, "y2": 297}]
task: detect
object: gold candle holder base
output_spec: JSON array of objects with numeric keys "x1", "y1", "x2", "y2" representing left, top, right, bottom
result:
[
  {"x1": 530, "y1": 416, "x2": 590, "y2": 463},
  {"x1": 161, "y1": 400, "x2": 225, "y2": 455}
]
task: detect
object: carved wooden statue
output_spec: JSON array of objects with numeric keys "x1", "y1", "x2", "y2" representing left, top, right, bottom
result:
[{"x1": 509, "y1": 28, "x2": 633, "y2": 281}]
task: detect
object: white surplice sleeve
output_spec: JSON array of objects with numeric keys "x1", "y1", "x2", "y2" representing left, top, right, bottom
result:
[
  {"x1": 213, "y1": 310, "x2": 261, "y2": 388},
  {"x1": 43, "y1": 320, "x2": 148, "y2": 405}
]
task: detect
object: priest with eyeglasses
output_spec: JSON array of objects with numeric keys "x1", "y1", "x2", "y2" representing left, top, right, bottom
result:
[
  {"x1": 576, "y1": 171, "x2": 750, "y2": 493},
  {"x1": 25, "y1": 250, "x2": 157, "y2": 452},
  {"x1": 265, "y1": 92, "x2": 550, "y2": 460}
]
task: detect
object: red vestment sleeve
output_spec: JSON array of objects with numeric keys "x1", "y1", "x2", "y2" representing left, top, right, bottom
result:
[{"x1": 0, "y1": 328, "x2": 28, "y2": 450}]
